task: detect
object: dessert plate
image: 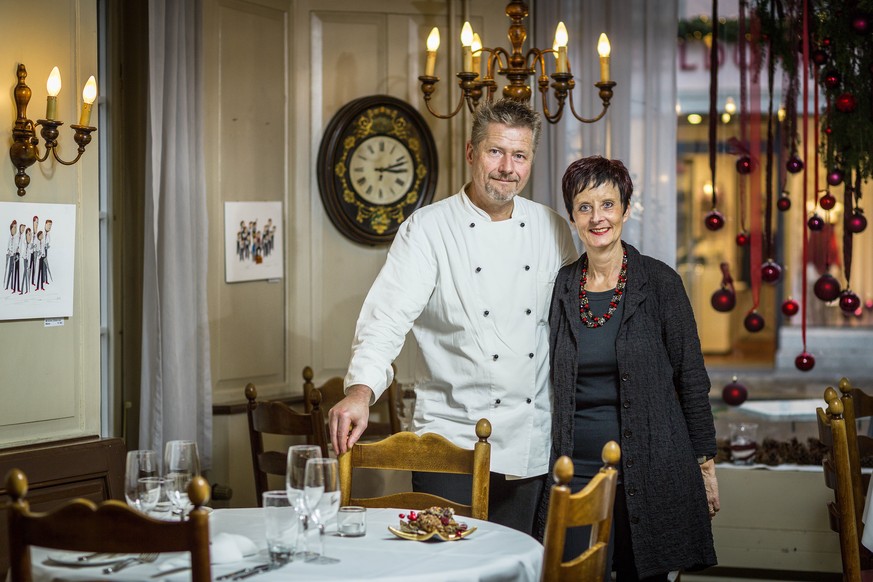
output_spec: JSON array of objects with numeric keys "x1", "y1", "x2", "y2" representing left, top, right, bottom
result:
[{"x1": 387, "y1": 525, "x2": 476, "y2": 542}]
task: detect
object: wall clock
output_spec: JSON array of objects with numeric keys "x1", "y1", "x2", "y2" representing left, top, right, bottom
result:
[{"x1": 317, "y1": 95, "x2": 438, "y2": 245}]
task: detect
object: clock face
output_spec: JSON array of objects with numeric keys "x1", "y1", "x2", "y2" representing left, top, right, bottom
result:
[
  {"x1": 348, "y1": 136, "x2": 414, "y2": 205},
  {"x1": 317, "y1": 96, "x2": 438, "y2": 246}
]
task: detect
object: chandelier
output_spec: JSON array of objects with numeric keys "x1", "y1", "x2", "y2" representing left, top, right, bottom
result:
[{"x1": 417, "y1": 0, "x2": 615, "y2": 124}]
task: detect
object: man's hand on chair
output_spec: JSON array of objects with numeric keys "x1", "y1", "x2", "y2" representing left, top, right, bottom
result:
[{"x1": 329, "y1": 384, "x2": 373, "y2": 455}]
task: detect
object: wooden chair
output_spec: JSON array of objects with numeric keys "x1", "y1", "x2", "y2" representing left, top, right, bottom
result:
[
  {"x1": 818, "y1": 387, "x2": 863, "y2": 582},
  {"x1": 838, "y1": 378, "x2": 873, "y2": 529},
  {"x1": 541, "y1": 441, "x2": 621, "y2": 582},
  {"x1": 303, "y1": 365, "x2": 401, "y2": 437},
  {"x1": 5, "y1": 468, "x2": 212, "y2": 582},
  {"x1": 338, "y1": 418, "x2": 491, "y2": 520},
  {"x1": 245, "y1": 382, "x2": 329, "y2": 505}
]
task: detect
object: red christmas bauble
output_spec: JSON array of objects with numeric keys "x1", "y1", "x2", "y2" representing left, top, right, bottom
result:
[
  {"x1": 722, "y1": 379, "x2": 749, "y2": 406},
  {"x1": 704, "y1": 210, "x2": 725, "y2": 231},
  {"x1": 795, "y1": 351, "x2": 816, "y2": 372},
  {"x1": 852, "y1": 14, "x2": 872, "y2": 34},
  {"x1": 744, "y1": 311, "x2": 765, "y2": 333},
  {"x1": 735, "y1": 231, "x2": 750, "y2": 246},
  {"x1": 761, "y1": 260, "x2": 783, "y2": 284},
  {"x1": 820, "y1": 193, "x2": 837, "y2": 210},
  {"x1": 814, "y1": 273, "x2": 841, "y2": 302},
  {"x1": 823, "y1": 71, "x2": 841, "y2": 89},
  {"x1": 812, "y1": 49, "x2": 828, "y2": 65},
  {"x1": 808, "y1": 214, "x2": 825, "y2": 231},
  {"x1": 836, "y1": 93, "x2": 858, "y2": 113},
  {"x1": 827, "y1": 169, "x2": 844, "y2": 186},
  {"x1": 781, "y1": 298, "x2": 800, "y2": 317},
  {"x1": 785, "y1": 156, "x2": 804, "y2": 174},
  {"x1": 839, "y1": 290, "x2": 861, "y2": 313},
  {"x1": 736, "y1": 156, "x2": 753, "y2": 175},
  {"x1": 777, "y1": 196, "x2": 791, "y2": 211},
  {"x1": 866, "y1": 299, "x2": 873, "y2": 311},
  {"x1": 825, "y1": 126, "x2": 833, "y2": 135},
  {"x1": 711, "y1": 288, "x2": 736, "y2": 312},
  {"x1": 822, "y1": 37, "x2": 832, "y2": 47},
  {"x1": 848, "y1": 211, "x2": 868, "y2": 233}
]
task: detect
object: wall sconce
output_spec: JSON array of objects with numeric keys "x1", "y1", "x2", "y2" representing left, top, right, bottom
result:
[{"x1": 9, "y1": 63, "x2": 97, "y2": 197}]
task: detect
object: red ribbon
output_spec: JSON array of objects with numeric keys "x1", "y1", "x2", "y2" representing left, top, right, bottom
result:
[
  {"x1": 748, "y1": 11, "x2": 763, "y2": 313},
  {"x1": 800, "y1": 0, "x2": 810, "y2": 352}
]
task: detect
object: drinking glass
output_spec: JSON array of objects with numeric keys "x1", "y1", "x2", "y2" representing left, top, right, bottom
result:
[
  {"x1": 304, "y1": 457, "x2": 340, "y2": 564},
  {"x1": 164, "y1": 440, "x2": 201, "y2": 518},
  {"x1": 124, "y1": 450, "x2": 159, "y2": 514},
  {"x1": 286, "y1": 445, "x2": 322, "y2": 558},
  {"x1": 729, "y1": 422, "x2": 759, "y2": 465},
  {"x1": 263, "y1": 491, "x2": 297, "y2": 565}
]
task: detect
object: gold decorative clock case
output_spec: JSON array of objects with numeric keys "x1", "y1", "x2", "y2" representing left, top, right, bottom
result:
[{"x1": 317, "y1": 95, "x2": 438, "y2": 245}]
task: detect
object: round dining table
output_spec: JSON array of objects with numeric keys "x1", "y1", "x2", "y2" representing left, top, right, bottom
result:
[{"x1": 27, "y1": 507, "x2": 544, "y2": 581}]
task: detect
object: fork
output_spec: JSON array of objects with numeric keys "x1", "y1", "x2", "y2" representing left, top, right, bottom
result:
[{"x1": 102, "y1": 553, "x2": 159, "y2": 574}]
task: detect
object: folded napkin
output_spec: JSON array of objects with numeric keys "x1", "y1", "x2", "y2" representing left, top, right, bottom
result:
[
  {"x1": 210, "y1": 533, "x2": 258, "y2": 564},
  {"x1": 154, "y1": 532, "x2": 258, "y2": 574}
]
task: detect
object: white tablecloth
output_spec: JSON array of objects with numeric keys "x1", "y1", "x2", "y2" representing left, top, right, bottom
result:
[{"x1": 28, "y1": 508, "x2": 543, "y2": 581}]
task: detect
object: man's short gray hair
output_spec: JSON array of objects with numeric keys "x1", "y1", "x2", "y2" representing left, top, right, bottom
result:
[{"x1": 470, "y1": 99, "x2": 542, "y2": 156}]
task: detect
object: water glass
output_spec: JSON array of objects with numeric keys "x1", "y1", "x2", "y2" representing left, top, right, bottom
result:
[
  {"x1": 286, "y1": 445, "x2": 322, "y2": 558},
  {"x1": 124, "y1": 450, "x2": 159, "y2": 513},
  {"x1": 304, "y1": 457, "x2": 340, "y2": 564},
  {"x1": 337, "y1": 506, "x2": 366, "y2": 537},
  {"x1": 164, "y1": 440, "x2": 201, "y2": 518},
  {"x1": 729, "y1": 422, "x2": 759, "y2": 465},
  {"x1": 263, "y1": 491, "x2": 297, "y2": 565}
]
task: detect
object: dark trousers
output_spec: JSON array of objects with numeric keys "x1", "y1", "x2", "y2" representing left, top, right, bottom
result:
[
  {"x1": 564, "y1": 479, "x2": 668, "y2": 582},
  {"x1": 411, "y1": 470, "x2": 544, "y2": 535}
]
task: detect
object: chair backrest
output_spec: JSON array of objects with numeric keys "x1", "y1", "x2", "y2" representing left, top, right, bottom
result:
[
  {"x1": 817, "y1": 387, "x2": 862, "y2": 582},
  {"x1": 5, "y1": 468, "x2": 212, "y2": 582},
  {"x1": 245, "y1": 382, "x2": 329, "y2": 505},
  {"x1": 838, "y1": 377, "x2": 873, "y2": 531},
  {"x1": 303, "y1": 365, "x2": 401, "y2": 436},
  {"x1": 338, "y1": 418, "x2": 491, "y2": 520},
  {"x1": 540, "y1": 442, "x2": 621, "y2": 582}
]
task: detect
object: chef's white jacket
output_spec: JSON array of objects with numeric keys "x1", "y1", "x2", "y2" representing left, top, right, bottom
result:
[{"x1": 346, "y1": 186, "x2": 577, "y2": 477}]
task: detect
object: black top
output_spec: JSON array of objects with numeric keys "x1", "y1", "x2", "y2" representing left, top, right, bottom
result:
[{"x1": 573, "y1": 289, "x2": 624, "y2": 477}]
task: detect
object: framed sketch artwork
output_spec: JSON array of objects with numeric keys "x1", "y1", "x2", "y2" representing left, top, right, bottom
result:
[
  {"x1": 224, "y1": 201, "x2": 284, "y2": 283},
  {"x1": 0, "y1": 202, "x2": 77, "y2": 321}
]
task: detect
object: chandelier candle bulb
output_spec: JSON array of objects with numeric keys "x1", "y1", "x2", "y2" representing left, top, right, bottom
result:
[
  {"x1": 471, "y1": 33, "x2": 482, "y2": 78},
  {"x1": 425, "y1": 27, "x2": 440, "y2": 77},
  {"x1": 554, "y1": 22, "x2": 568, "y2": 73},
  {"x1": 460, "y1": 22, "x2": 474, "y2": 73},
  {"x1": 597, "y1": 33, "x2": 611, "y2": 82},
  {"x1": 79, "y1": 76, "x2": 97, "y2": 126},
  {"x1": 45, "y1": 66, "x2": 61, "y2": 120}
]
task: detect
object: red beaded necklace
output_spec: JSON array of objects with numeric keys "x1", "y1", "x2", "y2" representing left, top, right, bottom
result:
[{"x1": 579, "y1": 245, "x2": 628, "y2": 328}]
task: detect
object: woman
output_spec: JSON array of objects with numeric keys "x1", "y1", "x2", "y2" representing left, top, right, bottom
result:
[{"x1": 536, "y1": 156, "x2": 719, "y2": 581}]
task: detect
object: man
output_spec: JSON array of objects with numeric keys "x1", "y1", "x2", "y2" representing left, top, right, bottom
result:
[{"x1": 328, "y1": 99, "x2": 577, "y2": 534}]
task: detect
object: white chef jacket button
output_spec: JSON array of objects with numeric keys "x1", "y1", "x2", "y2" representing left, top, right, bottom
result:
[
  {"x1": 528, "y1": 353, "x2": 534, "y2": 358},
  {"x1": 526, "y1": 398, "x2": 532, "y2": 404},
  {"x1": 495, "y1": 399, "x2": 501, "y2": 405},
  {"x1": 469, "y1": 222, "x2": 475, "y2": 228},
  {"x1": 524, "y1": 265, "x2": 530, "y2": 271},
  {"x1": 525, "y1": 308, "x2": 532, "y2": 315},
  {"x1": 475, "y1": 267, "x2": 482, "y2": 273},
  {"x1": 520, "y1": 222, "x2": 526, "y2": 227},
  {"x1": 484, "y1": 310, "x2": 490, "y2": 316},
  {"x1": 492, "y1": 354, "x2": 499, "y2": 361}
]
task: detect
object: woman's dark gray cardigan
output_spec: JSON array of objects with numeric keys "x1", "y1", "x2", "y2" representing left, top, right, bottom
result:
[{"x1": 534, "y1": 243, "x2": 718, "y2": 578}]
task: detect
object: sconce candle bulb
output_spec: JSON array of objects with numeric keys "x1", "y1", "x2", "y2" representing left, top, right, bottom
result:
[
  {"x1": 45, "y1": 66, "x2": 61, "y2": 120},
  {"x1": 79, "y1": 76, "x2": 97, "y2": 126},
  {"x1": 424, "y1": 27, "x2": 440, "y2": 77},
  {"x1": 554, "y1": 22, "x2": 568, "y2": 73},
  {"x1": 460, "y1": 22, "x2": 474, "y2": 73},
  {"x1": 597, "y1": 33, "x2": 611, "y2": 82}
]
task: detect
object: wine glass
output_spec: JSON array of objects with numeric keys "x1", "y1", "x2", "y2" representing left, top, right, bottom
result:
[
  {"x1": 164, "y1": 440, "x2": 201, "y2": 519},
  {"x1": 303, "y1": 457, "x2": 340, "y2": 564},
  {"x1": 286, "y1": 445, "x2": 322, "y2": 558},
  {"x1": 124, "y1": 450, "x2": 159, "y2": 514}
]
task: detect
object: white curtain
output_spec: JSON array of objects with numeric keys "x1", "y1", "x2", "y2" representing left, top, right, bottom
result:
[
  {"x1": 141, "y1": 0, "x2": 212, "y2": 469},
  {"x1": 532, "y1": 0, "x2": 679, "y2": 265}
]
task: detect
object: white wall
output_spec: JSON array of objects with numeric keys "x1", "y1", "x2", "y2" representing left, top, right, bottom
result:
[{"x1": 0, "y1": 0, "x2": 101, "y2": 447}]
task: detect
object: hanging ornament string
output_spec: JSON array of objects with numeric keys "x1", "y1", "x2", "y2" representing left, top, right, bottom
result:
[
  {"x1": 800, "y1": 0, "x2": 810, "y2": 357},
  {"x1": 708, "y1": 0, "x2": 719, "y2": 212},
  {"x1": 737, "y1": 0, "x2": 749, "y2": 233},
  {"x1": 747, "y1": 8, "x2": 764, "y2": 315},
  {"x1": 764, "y1": 8, "x2": 776, "y2": 262},
  {"x1": 814, "y1": 66, "x2": 821, "y2": 208},
  {"x1": 844, "y1": 170, "x2": 856, "y2": 289}
]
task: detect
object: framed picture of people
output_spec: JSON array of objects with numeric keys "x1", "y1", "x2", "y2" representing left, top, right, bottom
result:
[
  {"x1": 0, "y1": 202, "x2": 77, "y2": 321},
  {"x1": 224, "y1": 201, "x2": 284, "y2": 283}
]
